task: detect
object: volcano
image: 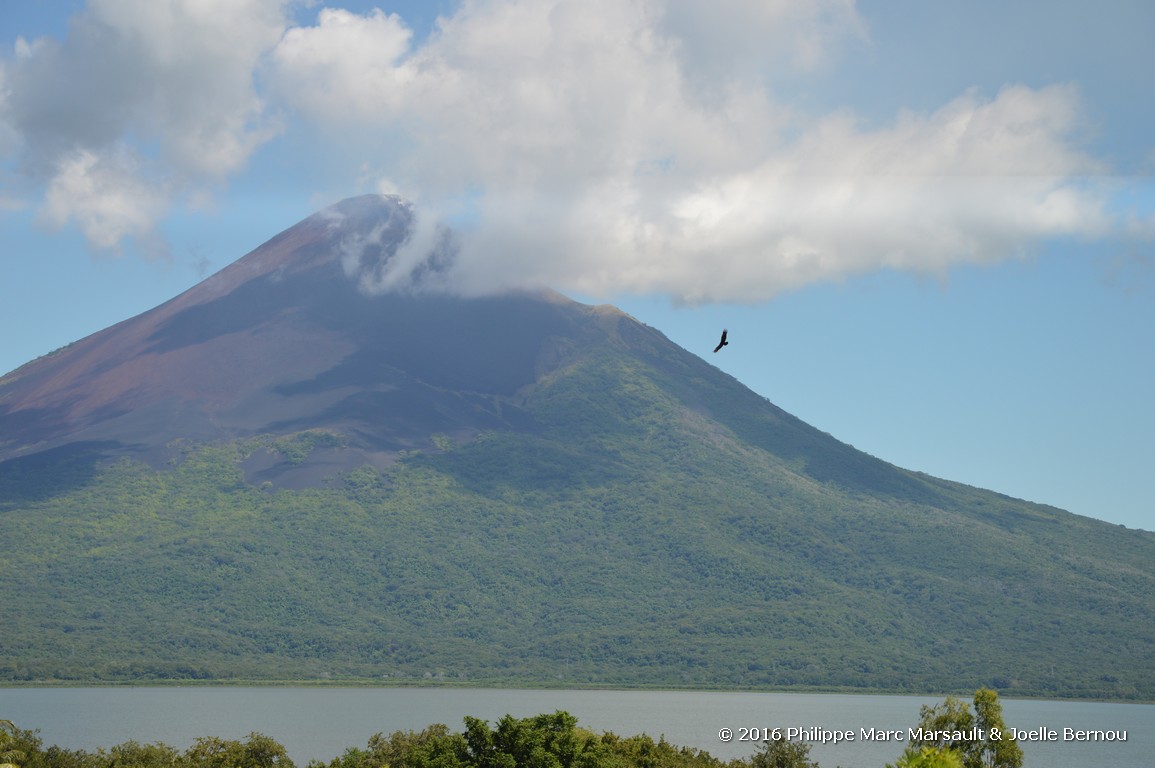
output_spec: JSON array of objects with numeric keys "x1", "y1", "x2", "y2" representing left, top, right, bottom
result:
[
  {"x1": 0, "y1": 195, "x2": 592, "y2": 486},
  {"x1": 0, "y1": 195, "x2": 937, "y2": 497},
  {"x1": 1, "y1": 195, "x2": 1153, "y2": 695}
]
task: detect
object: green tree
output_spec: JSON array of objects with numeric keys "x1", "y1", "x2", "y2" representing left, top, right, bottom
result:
[
  {"x1": 743, "y1": 729, "x2": 817, "y2": 766},
  {"x1": 970, "y1": 689, "x2": 1022, "y2": 768},
  {"x1": 40, "y1": 746, "x2": 98, "y2": 768},
  {"x1": 907, "y1": 690, "x2": 1021, "y2": 768},
  {"x1": 100, "y1": 740, "x2": 182, "y2": 768},
  {"x1": 747, "y1": 736, "x2": 819, "y2": 768},
  {"x1": 464, "y1": 712, "x2": 584, "y2": 768},
  {"x1": 589, "y1": 732, "x2": 724, "y2": 768},
  {"x1": 888, "y1": 746, "x2": 964, "y2": 768},
  {"x1": 1, "y1": 721, "x2": 26, "y2": 768},
  {"x1": 184, "y1": 733, "x2": 293, "y2": 768},
  {"x1": 319, "y1": 724, "x2": 468, "y2": 768}
]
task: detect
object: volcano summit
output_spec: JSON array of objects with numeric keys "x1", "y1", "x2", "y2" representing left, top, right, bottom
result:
[
  {"x1": 0, "y1": 195, "x2": 572, "y2": 486},
  {"x1": 1, "y1": 195, "x2": 1152, "y2": 695}
]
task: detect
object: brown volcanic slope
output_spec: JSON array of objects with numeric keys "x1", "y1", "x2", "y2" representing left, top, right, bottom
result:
[{"x1": 0, "y1": 195, "x2": 586, "y2": 484}]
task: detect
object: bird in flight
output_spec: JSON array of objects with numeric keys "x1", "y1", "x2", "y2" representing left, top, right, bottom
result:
[{"x1": 713, "y1": 329, "x2": 728, "y2": 353}]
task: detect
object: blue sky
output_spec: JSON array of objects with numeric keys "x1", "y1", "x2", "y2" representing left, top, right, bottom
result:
[{"x1": 1, "y1": 0, "x2": 1152, "y2": 529}]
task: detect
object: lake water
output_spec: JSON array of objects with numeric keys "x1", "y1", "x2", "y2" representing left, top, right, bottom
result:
[{"x1": 1, "y1": 687, "x2": 1151, "y2": 768}]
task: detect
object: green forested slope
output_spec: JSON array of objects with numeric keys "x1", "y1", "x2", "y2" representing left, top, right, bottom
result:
[{"x1": 2, "y1": 312, "x2": 1153, "y2": 698}]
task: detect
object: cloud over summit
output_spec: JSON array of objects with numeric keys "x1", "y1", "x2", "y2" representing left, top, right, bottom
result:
[{"x1": 1, "y1": 0, "x2": 1145, "y2": 300}]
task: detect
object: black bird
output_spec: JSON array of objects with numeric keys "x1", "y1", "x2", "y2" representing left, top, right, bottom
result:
[{"x1": 713, "y1": 329, "x2": 728, "y2": 353}]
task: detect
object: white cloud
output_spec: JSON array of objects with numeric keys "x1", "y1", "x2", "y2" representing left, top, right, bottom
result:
[
  {"x1": 1, "y1": 0, "x2": 286, "y2": 253},
  {"x1": 268, "y1": 1, "x2": 1115, "y2": 302},
  {"x1": 2, "y1": 0, "x2": 1142, "y2": 299},
  {"x1": 660, "y1": 0, "x2": 865, "y2": 80},
  {"x1": 272, "y1": 8, "x2": 415, "y2": 120},
  {"x1": 616, "y1": 84, "x2": 1112, "y2": 301},
  {"x1": 41, "y1": 146, "x2": 170, "y2": 257}
]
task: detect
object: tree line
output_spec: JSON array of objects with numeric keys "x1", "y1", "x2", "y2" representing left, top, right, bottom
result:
[{"x1": 0, "y1": 690, "x2": 1021, "y2": 768}]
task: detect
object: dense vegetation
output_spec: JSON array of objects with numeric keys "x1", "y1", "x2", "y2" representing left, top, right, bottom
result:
[
  {"x1": 0, "y1": 692, "x2": 1023, "y2": 768},
  {"x1": 2, "y1": 313, "x2": 1153, "y2": 697},
  {"x1": 0, "y1": 713, "x2": 772, "y2": 768}
]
